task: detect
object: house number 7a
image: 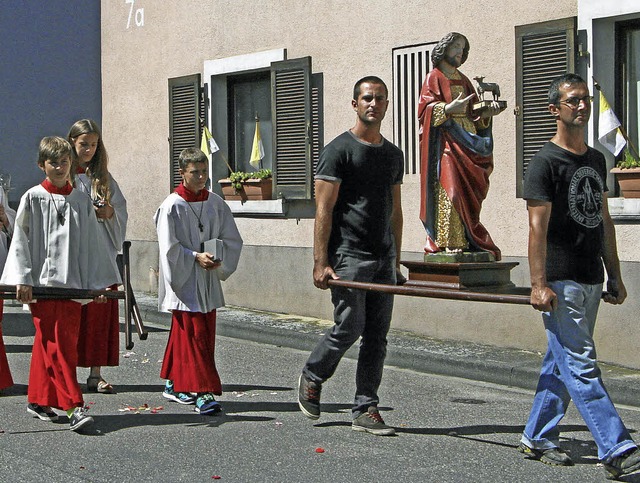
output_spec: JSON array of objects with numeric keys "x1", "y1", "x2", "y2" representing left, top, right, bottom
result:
[{"x1": 126, "y1": 0, "x2": 145, "y2": 29}]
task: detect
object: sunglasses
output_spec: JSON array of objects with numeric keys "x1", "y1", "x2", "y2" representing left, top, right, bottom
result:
[{"x1": 559, "y1": 95, "x2": 593, "y2": 108}]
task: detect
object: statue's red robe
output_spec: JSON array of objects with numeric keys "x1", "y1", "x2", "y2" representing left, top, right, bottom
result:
[{"x1": 418, "y1": 67, "x2": 501, "y2": 260}]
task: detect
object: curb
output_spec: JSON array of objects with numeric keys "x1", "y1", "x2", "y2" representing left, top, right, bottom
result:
[{"x1": 135, "y1": 294, "x2": 640, "y2": 409}]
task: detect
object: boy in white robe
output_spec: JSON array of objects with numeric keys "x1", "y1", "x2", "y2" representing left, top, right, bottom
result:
[
  {"x1": 0, "y1": 137, "x2": 121, "y2": 431},
  {"x1": 154, "y1": 147, "x2": 242, "y2": 415}
]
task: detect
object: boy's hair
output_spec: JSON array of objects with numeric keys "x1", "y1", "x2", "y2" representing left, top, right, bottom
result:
[
  {"x1": 178, "y1": 147, "x2": 208, "y2": 171},
  {"x1": 353, "y1": 76, "x2": 388, "y2": 100},
  {"x1": 38, "y1": 136, "x2": 72, "y2": 167},
  {"x1": 548, "y1": 73, "x2": 587, "y2": 105}
]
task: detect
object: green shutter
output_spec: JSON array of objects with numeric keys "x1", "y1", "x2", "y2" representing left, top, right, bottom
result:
[
  {"x1": 515, "y1": 18, "x2": 576, "y2": 197},
  {"x1": 168, "y1": 74, "x2": 201, "y2": 191}
]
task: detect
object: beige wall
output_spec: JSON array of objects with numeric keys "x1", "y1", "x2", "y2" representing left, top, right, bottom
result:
[
  {"x1": 101, "y1": 0, "x2": 577, "y2": 252},
  {"x1": 102, "y1": 1, "x2": 640, "y2": 368}
]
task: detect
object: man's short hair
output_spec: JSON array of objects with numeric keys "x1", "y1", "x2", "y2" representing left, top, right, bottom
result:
[
  {"x1": 431, "y1": 32, "x2": 469, "y2": 68},
  {"x1": 548, "y1": 73, "x2": 587, "y2": 105},
  {"x1": 38, "y1": 136, "x2": 72, "y2": 167},
  {"x1": 178, "y1": 147, "x2": 208, "y2": 171},
  {"x1": 353, "y1": 76, "x2": 388, "y2": 100}
]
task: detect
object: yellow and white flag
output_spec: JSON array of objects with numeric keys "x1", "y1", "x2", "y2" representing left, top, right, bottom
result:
[
  {"x1": 249, "y1": 119, "x2": 265, "y2": 168},
  {"x1": 598, "y1": 91, "x2": 626, "y2": 156},
  {"x1": 200, "y1": 125, "x2": 220, "y2": 161}
]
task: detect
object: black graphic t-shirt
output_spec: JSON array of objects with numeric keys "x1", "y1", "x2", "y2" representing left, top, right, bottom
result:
[{"x1": 523, "y1": 142, "x2": 607, "y2": 284}]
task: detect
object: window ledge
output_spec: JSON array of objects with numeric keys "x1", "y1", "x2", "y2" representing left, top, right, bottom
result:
[
  {"x1": 225, "y1": 199, "x2": 286, "y2": 218},
  {"x1": 609, "y1": 197, "x2": 640, "y2": 223},
  {"x1": 224, "y1": 198, "x2": 316, "y2": 219}
]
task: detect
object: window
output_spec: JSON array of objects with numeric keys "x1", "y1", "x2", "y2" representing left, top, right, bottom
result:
[
  {"x1": 227, "y1": 71, "x2": 272, "y2": 174},
  {"x1": 168, "y1": 52, "x2": 323, "y2": 203},
  {"x1": 392, "y1": 43, "x2": 435, "y2": 175},
  {"x1": 616, "y1": 19, "x2": 640, "y2": 162},
  {"x1": 515, "y1": 18, "x2": 576, "y2": 197}
]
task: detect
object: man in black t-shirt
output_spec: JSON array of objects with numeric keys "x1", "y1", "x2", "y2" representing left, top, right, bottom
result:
[
  {"x1": 519, "y1": 73, "x2": 640, "y2": 479},
  {"x1": 297, "y1": 76, "x2": 404, "y2": 436}
]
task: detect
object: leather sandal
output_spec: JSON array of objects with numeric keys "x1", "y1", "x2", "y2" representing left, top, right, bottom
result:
[{"x1": 87, "y1": 376, "x2": 114, "y2": 394}]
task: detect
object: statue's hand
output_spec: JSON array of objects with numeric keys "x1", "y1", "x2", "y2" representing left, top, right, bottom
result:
[
  {"x1": 480, "y1": 100, "x2": 503, "y2": 119},
  {"x1": 444, "y1": 93, "x2": 475, "y2": 115}
]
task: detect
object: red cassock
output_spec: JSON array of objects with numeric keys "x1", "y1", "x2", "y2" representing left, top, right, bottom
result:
[
  {"x1": 28, "y1": 300, "x2": 84, "y2": 410},
  {"x1": 0, "y1": 301, "x2": 14, "y2": 391},
  {"x1": 418, "y1": 67, "x2": 501, "y2": 260},
  {"x1": 77, "y1": 284, "x2": 120, "y2": 367},
  {"x1": 160, "y1": 310, "x2": 221, "y2": 395}
]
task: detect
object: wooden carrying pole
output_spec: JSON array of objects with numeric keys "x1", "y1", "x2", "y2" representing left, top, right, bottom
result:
[
  {"x1": 0, "y1": 240, "x2": 148, "y2": 350},
  {"x1": 327, "y1": 279, "x2": 532, "y2": 305},
  {"x1": 0, "y1": 286, "x2": 124, "y2": 300}
]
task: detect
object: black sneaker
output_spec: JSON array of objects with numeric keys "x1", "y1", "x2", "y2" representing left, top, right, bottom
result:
[
  {"x1": 26, "y1": 403, "x2": 59, "y2": 422},
  {"x1": 69, "y1": 407, "x2": 94, "y2": 432},
  {"x1": 518, "y1": 443, "x2": 573, "y2": 466},
  {"x1": 298, "y1": 374, "x2": 321, "y2": 420},
  {"x1": 604, "y1": 448, "x2": 640, "y2": 479},
  {"x1": 352, "y1": 407, "x2": 395, "y2": 436}
]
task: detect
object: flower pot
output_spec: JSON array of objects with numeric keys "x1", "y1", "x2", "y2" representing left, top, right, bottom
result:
[
  {"x1": 611, "y1": 167, "x2": 640, "y2": 198},
  {"x1": 219, "y1": 178, "x2": 273, "y2": 201}
]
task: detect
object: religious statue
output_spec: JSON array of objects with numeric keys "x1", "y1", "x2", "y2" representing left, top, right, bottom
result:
[{"x1": 418, "y1": 32, "x2": 505, "y2": 261}]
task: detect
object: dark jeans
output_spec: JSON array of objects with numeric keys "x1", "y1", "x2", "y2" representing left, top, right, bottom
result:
[{"x1": 303, "y1": 253, "x2": 396, "y2": 417}]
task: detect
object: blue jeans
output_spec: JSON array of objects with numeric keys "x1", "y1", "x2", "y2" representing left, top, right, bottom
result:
[
  {"x1": 521, "y1": 280, "x2": 636, "y2": 462},
  {"x1": 303, "y1": 253, "x2": 395, "y2": 417}
]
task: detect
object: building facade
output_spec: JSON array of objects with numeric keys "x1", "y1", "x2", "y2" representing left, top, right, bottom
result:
[{"x1": 100, "y1": 1, "x2": 640, "y2": 367}]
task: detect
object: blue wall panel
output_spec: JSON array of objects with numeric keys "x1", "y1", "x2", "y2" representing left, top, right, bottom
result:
[{"x1": 0, "y1": 1, "x2": 101, "y2": 205}]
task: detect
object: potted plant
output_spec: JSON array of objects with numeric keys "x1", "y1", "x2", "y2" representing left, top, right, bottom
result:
[
  {"x1": 610, "y1": 149, "x2": 640, "y2": 198},
  {"x1": 219, "y1": 169, "x2": 273, "y2": 201}
]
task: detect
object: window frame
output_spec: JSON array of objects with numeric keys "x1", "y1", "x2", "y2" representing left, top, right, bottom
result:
[
  {"x1": 392, "y1": 42, "x2": 435, "y2": 175},
  {"x1": 169, "y1": 50, "x2": 322, "y2": 213},
  {"x1": 615, "y1": 19, "x2": 640, "y2": 163}
]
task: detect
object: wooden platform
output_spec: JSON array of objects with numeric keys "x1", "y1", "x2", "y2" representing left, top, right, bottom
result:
[{"x1": 402, "y1": 260, "x2": 519, "y2": 290}]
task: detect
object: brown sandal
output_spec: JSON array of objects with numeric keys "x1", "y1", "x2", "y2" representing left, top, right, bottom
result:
[{"x1": 87, "y1": 376, "x2": 114, "y2": 394}]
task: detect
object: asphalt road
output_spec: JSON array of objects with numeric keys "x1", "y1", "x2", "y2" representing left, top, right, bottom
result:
[{"x1": 2, "y1": 301, "x2": 640, "y2": 482}]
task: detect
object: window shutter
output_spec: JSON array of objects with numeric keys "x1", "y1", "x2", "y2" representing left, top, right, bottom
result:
[
  {"x1": 515, "y1": 18, "x2": 576, "y2": 197},
  {"x1": 168, "y1": 74, "x2": 201, "y2": 191},
  {"x1": 271, "y1": 57, "x2": 312, "y2": 199}
]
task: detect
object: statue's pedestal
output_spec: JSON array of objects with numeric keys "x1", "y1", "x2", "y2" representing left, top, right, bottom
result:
[{"x1": 402, "y1": 254, "x2": 518, "y2": 290}]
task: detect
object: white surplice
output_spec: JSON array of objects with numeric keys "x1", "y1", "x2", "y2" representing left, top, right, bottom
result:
[
  {"x1": 154, "y1": 192, "x2": 243, "y2": 313},
  {"x1": 75, "y1": 173, "x2": 128, "y2": 257},
  {"x1": 0, "y1": 185, "x2": 121, "y2": 290}
]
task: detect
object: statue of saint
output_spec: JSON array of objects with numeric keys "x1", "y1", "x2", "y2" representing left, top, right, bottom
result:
[{"x1": 418, "y1": 32, "x2": 504, "y2": 261}]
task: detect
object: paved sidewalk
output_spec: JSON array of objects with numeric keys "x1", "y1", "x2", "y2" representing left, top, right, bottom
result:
[{"x1": 133, "y1": 292, "x2": 640, "y2": 408}]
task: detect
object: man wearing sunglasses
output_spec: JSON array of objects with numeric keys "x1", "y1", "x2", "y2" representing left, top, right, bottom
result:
[{"x1": 519, "y1": 73, "x2": 640, "y2": 479}]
